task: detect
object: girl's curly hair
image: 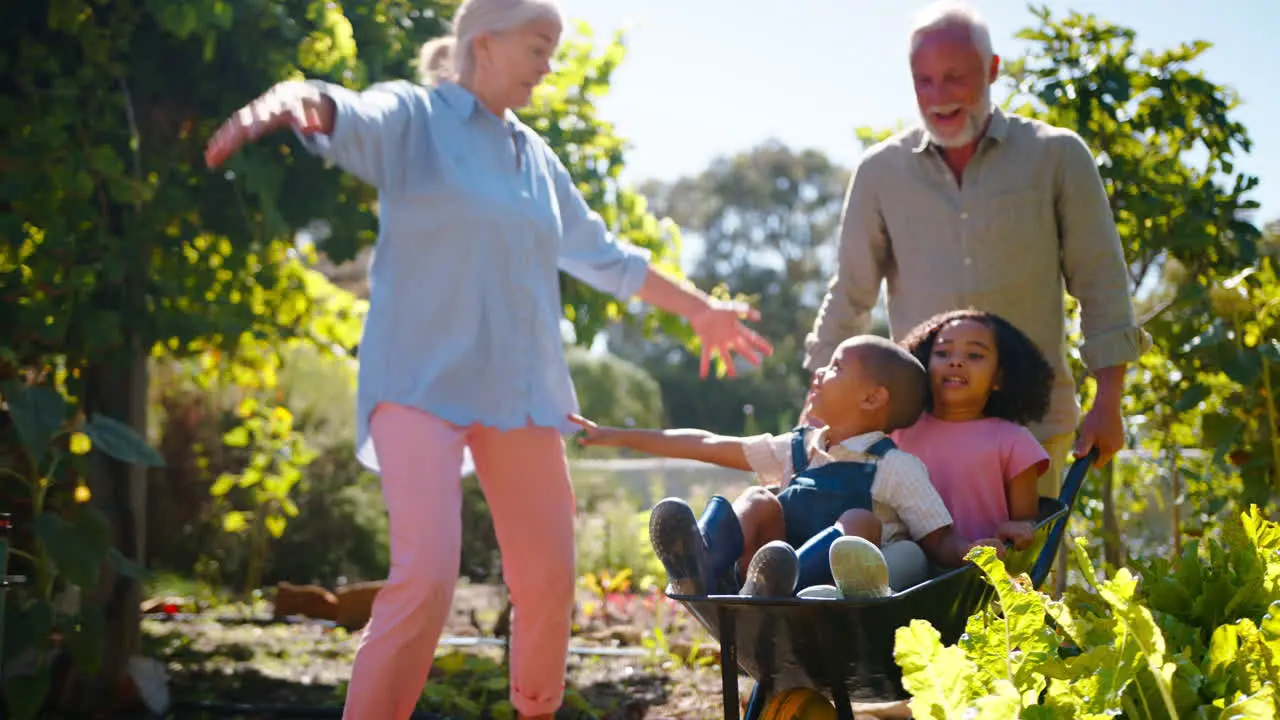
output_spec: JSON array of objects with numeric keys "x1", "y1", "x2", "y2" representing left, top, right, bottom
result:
[{"x1": 899, "y1": 309, "x2": 1054, "y2": 425}]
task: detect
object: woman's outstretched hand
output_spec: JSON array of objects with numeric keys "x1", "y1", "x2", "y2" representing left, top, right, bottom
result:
[
  {"x1": 688, "y1": 298, "x2": 774, "y2": 379},
  {"x1": 634, "y1": 271, "x2": 773, "y2": 378},
  {"x1": 204, "y1": 81, "x2": 334, "y2": 169}
]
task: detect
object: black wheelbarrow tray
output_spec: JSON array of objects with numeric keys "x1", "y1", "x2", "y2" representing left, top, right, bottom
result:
[{"x1": 666, "y1": 449, "x2": 1097, "y2": 720}]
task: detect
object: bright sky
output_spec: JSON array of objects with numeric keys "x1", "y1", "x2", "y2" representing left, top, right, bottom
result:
[{"x1": 556, "y1": 0, "x2": 1277, "y2": 227}]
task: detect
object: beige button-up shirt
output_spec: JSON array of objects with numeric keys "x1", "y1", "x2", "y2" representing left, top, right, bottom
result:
[{"x1": 805, "y1": 109, "x2": 1147, "y2": 442}]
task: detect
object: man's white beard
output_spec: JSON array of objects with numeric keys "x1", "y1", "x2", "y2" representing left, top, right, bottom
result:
[{"x1": 923, "y1": 90, "x2": 993, "y2": 148}]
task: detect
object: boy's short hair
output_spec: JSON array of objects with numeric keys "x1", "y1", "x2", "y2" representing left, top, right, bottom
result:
[{"x1": 844, "y1": 336, "x2": 928, "y2": 431}]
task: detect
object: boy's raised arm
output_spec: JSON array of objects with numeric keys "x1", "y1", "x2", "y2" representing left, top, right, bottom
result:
[{"x1": 568, "y1": 414, "x2": 753, "y2": 472}]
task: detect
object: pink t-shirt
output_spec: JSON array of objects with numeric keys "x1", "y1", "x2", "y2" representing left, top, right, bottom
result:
[{"x1": 891, "y1": 413, "x2": 1050, "y2": 541}]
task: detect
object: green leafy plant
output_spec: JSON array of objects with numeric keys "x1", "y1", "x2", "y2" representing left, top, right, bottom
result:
[
  {"x1": 895, "y1": 507, "x2": 1280, "y2": 719},
  {"x1": 1128, "y1": 505, "x2": 1280, "y2": 717},
  {"x1": 211, "y1": 396, "x2": 318, "y2": 596},
  {"x1": 0, "y1": 379, "x2": 162, "y2": 719}
]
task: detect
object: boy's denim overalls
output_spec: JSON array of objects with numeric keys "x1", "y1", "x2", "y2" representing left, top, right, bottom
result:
[{"x1": 776, "y1": 426, "x2": 895, "y2": 548}]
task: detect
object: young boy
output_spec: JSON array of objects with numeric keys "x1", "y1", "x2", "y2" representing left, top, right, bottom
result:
[{"x1": 571, "y1": 335, "x2": 1002, "y2": 599}]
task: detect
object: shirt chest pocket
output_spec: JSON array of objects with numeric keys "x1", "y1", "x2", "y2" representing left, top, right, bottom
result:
[
  {"x1": 979, "y1": 189, "x2": 1059, "y2": 272},
  {"x1": 985, "y1": 189, "x2": 1051, "y2": 232}
]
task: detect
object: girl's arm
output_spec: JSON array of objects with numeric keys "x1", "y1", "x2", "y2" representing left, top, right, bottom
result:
[
  {"x1": 568, "y1": 414, "x2": 753, "y2": 472},
  {"x1": 989, "y1": 466, "x2": 1042, "y2": 551},
  {"x1": 995, "y1": 427, "x2": 1053, "y2": 548},
  {"x1": 919, "y1": 526, "x2": 1005, "y2": 568},
  {"x1": 1006, "y1": 465, "x2": 1042, "y2": 522}
]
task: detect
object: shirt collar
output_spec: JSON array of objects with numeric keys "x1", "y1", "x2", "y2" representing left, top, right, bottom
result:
[
  {"x1": 912, "y1": 106, "x2": 1009, "y2": 154},
  {"x1": 436, "y1": 81, "x2": 519, "y2": 125},
  {"x1": 809, "y1": 427, "x2": 888, "y2": 456}
]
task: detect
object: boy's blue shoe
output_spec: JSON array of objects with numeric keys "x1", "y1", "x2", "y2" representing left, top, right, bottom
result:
[
  {"x1": 698, "y1": 495, "x2": 745, "y2": 594},
  {"x1": 795, "y1": 525, "x2": 844, "y2": 591},
  {"x1": 649, "y1": 495, "x2": 744, "y2": 595},
  {"x1": 649, "y1": 498, "x2": 706, "y2": 595}
]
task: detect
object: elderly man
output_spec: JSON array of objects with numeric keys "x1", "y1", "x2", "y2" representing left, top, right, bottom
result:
[{"x1": 804, "y1": 1, "x2": 1146, "y2": 597}]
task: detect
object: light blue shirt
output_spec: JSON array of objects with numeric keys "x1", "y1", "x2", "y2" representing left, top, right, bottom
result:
[{"x1": 299, "y1": 80, "x2": 652, "y2": 471}]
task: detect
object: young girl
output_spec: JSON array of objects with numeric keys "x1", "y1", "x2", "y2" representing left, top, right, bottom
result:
[{"x1": 894, "y1": 309, "x2": 1057, "y2": 546}]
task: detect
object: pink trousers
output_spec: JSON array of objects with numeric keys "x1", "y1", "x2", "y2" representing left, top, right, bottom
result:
[{"x1": 342, "y1": 403, "x2": 577, "y2": 718}]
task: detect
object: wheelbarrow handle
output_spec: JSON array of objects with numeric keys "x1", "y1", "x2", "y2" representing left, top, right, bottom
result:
[{"x1": 1028, "y1": 447, "x2": 1099, "y2": 590}]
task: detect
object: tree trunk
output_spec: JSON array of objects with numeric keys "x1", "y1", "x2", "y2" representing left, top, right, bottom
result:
[{"x1": 56, "y1": 337, "x2": 149, "y2": 712}]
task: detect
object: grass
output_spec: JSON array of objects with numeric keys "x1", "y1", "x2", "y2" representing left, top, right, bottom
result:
[
  {"x1": 135, "y1": 448, "x2": 753, "y2": 717},
  {"x1": 144, "y1": 571, "x2": 225, "y2": 602}
]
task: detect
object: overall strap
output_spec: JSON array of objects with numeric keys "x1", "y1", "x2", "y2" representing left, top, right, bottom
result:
[
  {"x1": 790, "y1": 426, "x2": 812, "y2": 473},
  {"x1": 865, "y1": 436, "x2": 897, "y2": 459}
]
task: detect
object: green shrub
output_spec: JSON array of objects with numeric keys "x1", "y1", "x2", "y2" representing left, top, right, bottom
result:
[{"x1": 896, "y1": 507, "x2": 1280, "y2": 718}]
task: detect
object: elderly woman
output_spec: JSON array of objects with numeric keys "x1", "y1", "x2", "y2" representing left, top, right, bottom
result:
[{"x1": 204, "y1": 0, "x2": 771, "y2": 718}]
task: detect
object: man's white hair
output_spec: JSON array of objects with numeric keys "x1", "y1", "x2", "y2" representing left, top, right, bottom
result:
[{"x1": 909, "y1": 1, "x2": 994, "y2": 64}]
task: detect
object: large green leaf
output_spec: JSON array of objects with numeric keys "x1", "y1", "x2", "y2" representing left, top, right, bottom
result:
[
  {"x1": 1173, "y1": 382, "x2": 1212, "y2": 413},
  {"x1": 3, "y1": 669, "x2": 51, "y2": 720},
  {"x1": 1201, "y1": 413, "x2": 1246, "y2": 467},
  {"x1": 82, "y1": 414, "x2": 165, "y2": 467},
  {"x1": 0, "y1": 380, "x2": 67, "y2": 465},
  {"x1": 2, "y1": 595, "x2": 52, "y2": 666},
  {"x1": 895, "y1": 619, "x2": 978, "y2": 718},
  {"x1": 58, "y1": 609, "x2": 107, "y2": 675},
  {"x1": 32, "y1": 509, "x2": 112, "y2": 591},
  {"x1": 108, "y1": 547, "x2": 150, "y2": 580},
  {"x1": 1221, "y1": 348, "x2": 1263, "y2": 386}
]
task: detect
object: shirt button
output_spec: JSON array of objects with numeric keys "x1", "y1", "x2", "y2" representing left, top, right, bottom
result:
[
  {"x1": 964, "y1": 257, "x2": 973, "y2": 265},
  {"x1": 960, "y1": 212, "x2": 969, "y2": 220}
]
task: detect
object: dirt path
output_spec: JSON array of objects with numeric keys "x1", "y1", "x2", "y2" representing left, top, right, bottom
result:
[{"x1": 143, "y1": 583, "x2": 747, "y2": 719}]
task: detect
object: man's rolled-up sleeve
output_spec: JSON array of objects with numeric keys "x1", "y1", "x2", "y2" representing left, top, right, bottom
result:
[{"x1": 1054, "y1": 132, "x2": 1151, "y2": 371}]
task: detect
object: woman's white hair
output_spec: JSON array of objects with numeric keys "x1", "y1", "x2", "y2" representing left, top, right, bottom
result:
[
  {"x1": 418, "y1": 0, "x2": 562, "y2": 85},
  {"x1": 909, "y1": 1, "x2": 994, "y2": 64}
]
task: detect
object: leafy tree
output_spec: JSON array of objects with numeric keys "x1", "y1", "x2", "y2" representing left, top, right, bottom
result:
[
  {"x1": 643, "y1": 140, "x2": 848, "y2": 340},
  {"x1": 1000, "y1": 8, "x2": 1274, "y2": 512},
  {"x1": 625, "y1": 141, "x2": 865, "y2": 434},
  {"x1": 0, "y1": 0, "x2": 685, "y2": 714}
]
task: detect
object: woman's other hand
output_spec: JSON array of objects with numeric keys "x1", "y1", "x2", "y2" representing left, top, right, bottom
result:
[{"x1": 688, "y1": 298, "x2": 775, "y2": 379}]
